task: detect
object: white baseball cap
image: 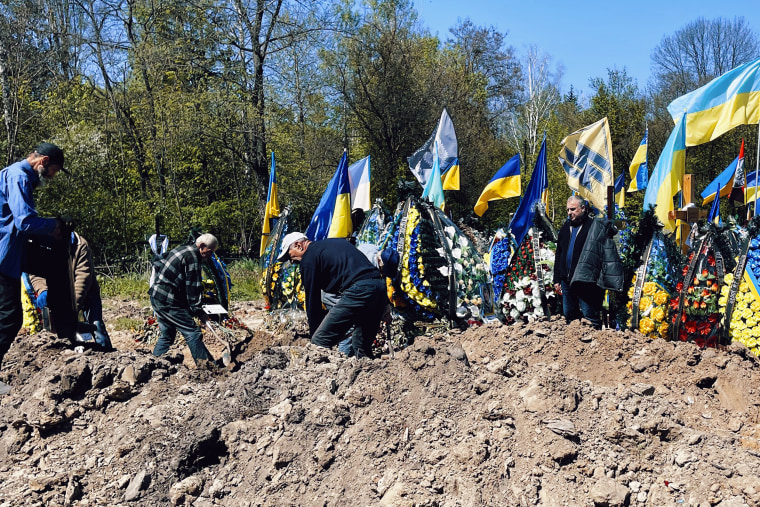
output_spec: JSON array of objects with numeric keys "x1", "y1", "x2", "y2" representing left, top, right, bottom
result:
[{"x1": 277, "y1": 232, "x2": 308, "y2": 261}]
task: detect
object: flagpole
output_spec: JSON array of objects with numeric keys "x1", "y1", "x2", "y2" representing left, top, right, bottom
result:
[{"x1": 755, "y1": 123, "x2": 759, "y2": 216}]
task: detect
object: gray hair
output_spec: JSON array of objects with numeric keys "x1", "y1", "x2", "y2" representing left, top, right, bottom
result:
[
  {"x1": 195, "y1": 233, "x2": 218, "y2": 250},
  {"x1": 566, "y1": 195, "x2": 585, "y2": 208}
]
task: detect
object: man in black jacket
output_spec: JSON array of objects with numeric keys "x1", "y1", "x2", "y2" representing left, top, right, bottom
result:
[
  {"x1": 278, "y1": 232, "x2": 386, "y2": 359},
  {"x1": 552, "y1": 195, "x2": 604, "y2": 328}
]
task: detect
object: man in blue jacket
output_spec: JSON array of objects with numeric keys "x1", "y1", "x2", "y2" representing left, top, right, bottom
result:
[
  {"x1": 278, "y1": 232, "x2": 387, "y2": 359},
  {"x1": 0, "y1": 143, "x2": 72, "y2": 393}
]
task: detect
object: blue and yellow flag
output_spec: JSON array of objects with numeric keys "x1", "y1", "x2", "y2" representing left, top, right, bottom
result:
[
  {"x1": 614, "y1": 172, "x2": 625, "y2": 208},
  {"x1": 441, "y1": 158, "x2": 460, "y2": 190},
  {"x1": 305, "y1": 151, "x2": 353, "y2": 241},
  {"x1": 474, "y1": 154, "x2": 520, "y2": 216},
  {"x1": 508, "y1": 135, "x2": 549, "y2": 247},
  {"x1": 627, "y1": 128, "x2": 648, "y2": 192},
  {"x1": 347, "y1": 155, "x2": 371, "y2": 211},
  {"x1": 408, "y1": 109, "x2": 458, "y2": 188},
  {"x1": 667, "y1": 57, "x2": 760, "y2": 146},
  {"x1": 643, "y1": 113, "x2": 686, "y2": 232},
  {"x1": 558, "y1": 117, "x2": 614, "y2": 210},
  {"x1": 707, "y1": 186, "x2": 721, "y2": 225},
  {"x1": 701, "y1": 142, "x2": 745, "y2": 205},
  {"x1": 745, "y1": 169, "x2": 760, "y2": 205},
  {"x1": 260, "y1": 151, "x2": 280, "y2": 256},
  {"x1": 422, "y1": 141, "x2": 445, "y2": 209}
]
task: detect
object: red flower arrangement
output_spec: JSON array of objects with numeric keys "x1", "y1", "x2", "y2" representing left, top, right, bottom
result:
[{"x1": 671, "y1": 249, "x2": 721, "y2": 348}]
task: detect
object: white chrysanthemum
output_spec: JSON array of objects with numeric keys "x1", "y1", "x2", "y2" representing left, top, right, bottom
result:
[
  {"x1": 515, "y1": 301, "x2": 526, "y2": 312},
  {"x1": 451, "y1": 248, "x2": 462, "y2": 259},
  {"x1": 458, "y1": 236, "x2": 469, "y2": 248}
]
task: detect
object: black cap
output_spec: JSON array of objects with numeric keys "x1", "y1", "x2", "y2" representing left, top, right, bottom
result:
[{"x1": 34, "y1": 142, "x2": 68, "y2": 174}]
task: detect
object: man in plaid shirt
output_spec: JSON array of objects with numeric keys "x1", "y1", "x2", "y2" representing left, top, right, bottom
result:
[{"x1": 149, "y1": 233, "x2": 218, "y2": 366}]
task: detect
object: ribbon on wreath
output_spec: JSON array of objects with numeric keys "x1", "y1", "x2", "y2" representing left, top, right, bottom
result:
[
  {"x1": 530, "y1": 230, "x2": 550, "y2": 317},
  {"x1": 630, "y1": 237, "x2": 655, "y2": 331},
  {"x1": 721, "y1": 237, "x2": 752, "y2": 345}
]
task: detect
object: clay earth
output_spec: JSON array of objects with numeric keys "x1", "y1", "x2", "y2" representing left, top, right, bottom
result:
[{"x1": 1, "y1": 299, "x2": 759, "y2": 506}]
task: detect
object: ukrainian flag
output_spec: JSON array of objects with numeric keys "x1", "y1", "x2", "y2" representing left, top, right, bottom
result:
[
  {"x1": 667, "y1": 57, "x2": 760, "y2": 147},
  {"x1": 701, "y1": 155, "x2": 741, "y2": 205},
  {"x1": 746, "y1": 170, "x2": 760, "y2": 205},
  {"x1": 643, "y1": 113, "x2": 686, "y2": 232},
  {"x1": 305, "y1": 151, "x2": 353, "y2": 241},
  {"x1": 614, "y1": 172, "x2": 625, "y2": 208},
  {"x1": 558, "y1": 117, "x2": 614, "y2": 210},
  {"x1": 441, "y1": 158, "x2": 460, "y2": 190},
  {"x1": 260, "y1": 151, "x2": 280, "y2": 256},
  {"x1": 474, "y1": 154, "x2": 520, "y2": 217},
  {"x1": 508, "y1": 135, "x2": 549, "y2": 247},
  {"x1": 627, "y1": 128, "x2": 648, "y2": 192}
]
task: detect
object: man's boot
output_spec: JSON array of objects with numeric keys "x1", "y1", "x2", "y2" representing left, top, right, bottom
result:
[{"x1": 93, "y1": 321, "x2": 114, "y2": 350}]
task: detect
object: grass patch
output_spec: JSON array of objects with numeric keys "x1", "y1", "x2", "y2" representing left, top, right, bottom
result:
[
  {"x1": 226, "y1": 258, "x2": 263, "y2": 301},
  {"x1": 111, "y1": 316, "x2": 145, "y2": 332},
  {"x1": 99, "y1": 273, "x2": 150, "y2": 304}
]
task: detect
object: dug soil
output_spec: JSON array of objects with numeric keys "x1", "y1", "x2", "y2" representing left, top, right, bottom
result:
[{"x1": 1, "y1": 299, "x2": 760, "y2": 506}]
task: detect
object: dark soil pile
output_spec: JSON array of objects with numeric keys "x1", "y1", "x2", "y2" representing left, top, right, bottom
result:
[{"x1": 1, "y1": 300, "x2": 759, "y2": 506}]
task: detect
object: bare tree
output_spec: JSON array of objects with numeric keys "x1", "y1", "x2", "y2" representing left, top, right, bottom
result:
[
  {"x1": 505, "y1": 45, "x2": 561, "y2": 168},
  {"x1": 652, "y1": 17, "x2": 760, "y2": 100}
]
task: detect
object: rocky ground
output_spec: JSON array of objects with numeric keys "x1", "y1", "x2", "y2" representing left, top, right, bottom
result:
[{"x1": 1, "y1": 298, "x2": 760, "y2": 506}]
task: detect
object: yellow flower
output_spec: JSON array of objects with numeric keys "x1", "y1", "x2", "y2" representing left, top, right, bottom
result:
[
  {"x1": 653, "y1": 291, "x2": 669, "y2": 306},
  {"x1": 642, "y1": 282, "x2": 657, "y2": 296},
  {"x1": 639, "y1": 297, "x2": 652, "y2": 311},
  {"x1": 719, "y1": 296, "x2": 728, "y2": 307},
  {"x1": 639, "y1": 317, "x2": 655, "y2": 335},
  {"x1": 751, "y1": 301, "x2": 760, "y2": 313},
  {"x1": 740, "y1": 282, "x2": 750, "y2": 293},
  {"x1": 658, "y1": 322, "x2": 669, "y2": 337},
  {"x1": 651, "y1": 306, "x2": 665, "y2": 322}
]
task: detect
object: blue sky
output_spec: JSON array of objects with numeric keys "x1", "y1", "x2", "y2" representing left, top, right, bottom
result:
[{"x1": 411, "y1": 0, "x2": 760, "y2": 97}]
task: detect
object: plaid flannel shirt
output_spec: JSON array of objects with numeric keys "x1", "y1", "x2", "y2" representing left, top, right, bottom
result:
[{"x1": 149, "y1": 244, "x2": 204, "y2": 315}]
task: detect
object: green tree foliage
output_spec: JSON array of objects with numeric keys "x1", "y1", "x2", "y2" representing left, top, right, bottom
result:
[{"x1": 1, "y1": 4, "x2": 760, "y2": 267}]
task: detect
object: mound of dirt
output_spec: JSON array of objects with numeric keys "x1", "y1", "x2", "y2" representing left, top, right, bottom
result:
[{"x1": 1, "y1": 301, "x2": 760, "y2": 506}]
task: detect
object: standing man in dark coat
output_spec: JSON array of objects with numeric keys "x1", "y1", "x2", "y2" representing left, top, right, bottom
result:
[
  {"x1": 278, "y1": 232, "x2": 387, "y2": 359},
  {"x1": 553, "y1": 195, "x2": 604, "y2": 328}
]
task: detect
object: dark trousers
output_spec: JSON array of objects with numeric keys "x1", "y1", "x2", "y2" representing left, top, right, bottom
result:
[
  {"x1": 0, "y1": 272, "x2": 23, "y2": 369},
  {"x1": 561, "y1": 280, "x2": 603, "y2": 329},
  {"x1": 22, "y1": 237, "x2": 77, "y2": 340},
  {"x1": 151, "y1": 297, "x2": 213, "y2": 364},
  {"x1": 311, "y1": 278, "x2": 386, "y2": 359}
]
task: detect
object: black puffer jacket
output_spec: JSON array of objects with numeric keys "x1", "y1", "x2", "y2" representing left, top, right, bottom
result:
[{"x1": 570, "y1": 218, "x2": 624, "y2": 291}]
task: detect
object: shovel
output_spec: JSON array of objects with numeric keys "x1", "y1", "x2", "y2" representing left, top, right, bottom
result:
[{"x1": 205, "y1": 321, "x2": 232, "y2": 367}]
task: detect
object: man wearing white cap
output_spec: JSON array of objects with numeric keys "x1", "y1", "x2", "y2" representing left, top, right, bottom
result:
[{"x1": 278, "y1": 232, "x2": 386, "y2": 359}]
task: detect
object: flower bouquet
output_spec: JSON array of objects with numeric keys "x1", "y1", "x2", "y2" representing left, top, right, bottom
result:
[
  {"x1": 671, "y1": 246, "x2": 722, "y2": 348},
  {"x1": 718, "y1": 217, "x2": 760, "y2": 356},
  {"x1": 626, "y1": 275, "x2": 671, "y2": 339},
  {"x1": 390, "y1": 200, "x2": 448, "y2": 320},
  {"x1": 437, "y1": 217, "x2": 492, "y2": 322},
  {"x1": 719, "y1": 270, "x2": 760, "y2": 356},
  {"x1": 624, "y1": 233, "x2": 679, "y2": 338},
  {"x1": 493, "y1": 229, "x2": 556, "y2": 324},
  {"x1": 355, "y1": 200, "x2": 394, "y2": 246}
]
